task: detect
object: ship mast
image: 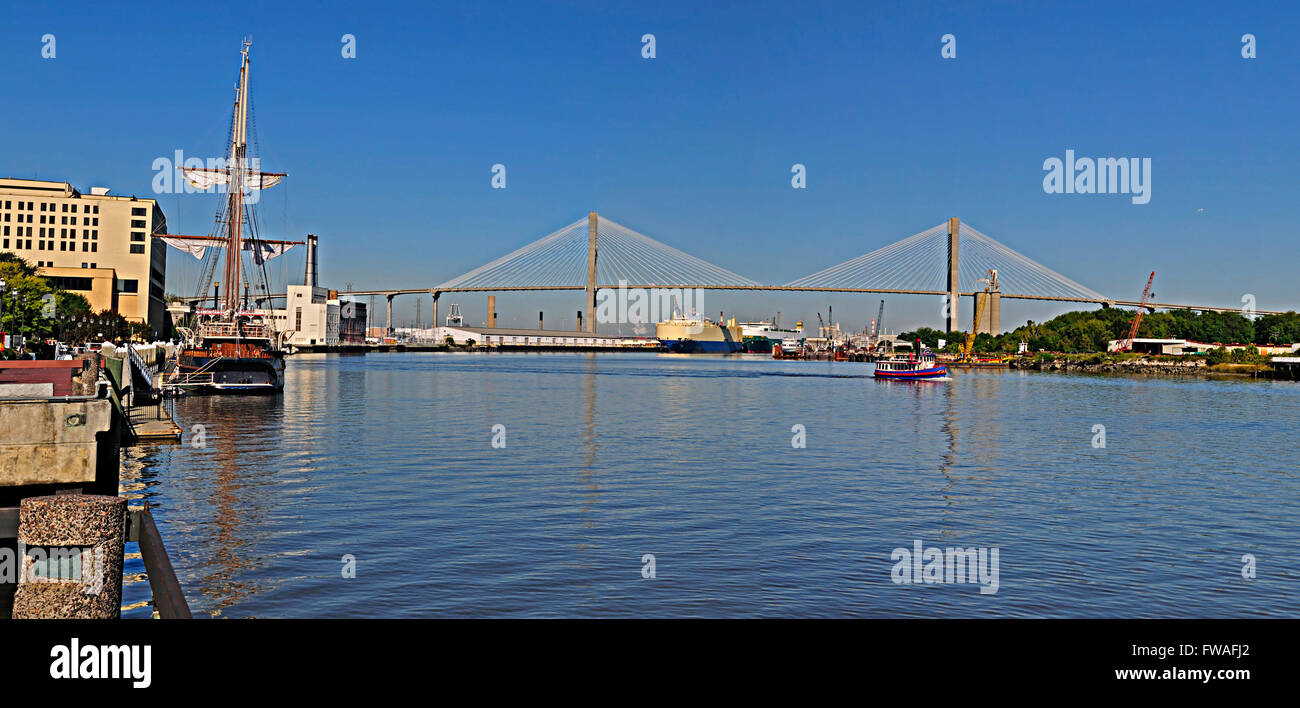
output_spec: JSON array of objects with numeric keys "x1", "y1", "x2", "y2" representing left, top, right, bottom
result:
[{"x1": 222, "y1": 40, "x2": 251, "y2": 314}]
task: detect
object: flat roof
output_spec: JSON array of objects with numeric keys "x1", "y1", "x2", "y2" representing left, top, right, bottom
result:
[{"x1": 449, "y1": 325, "x2": 619, "y2": 337}]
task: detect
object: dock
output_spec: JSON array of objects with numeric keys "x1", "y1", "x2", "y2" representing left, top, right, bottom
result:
[{"x1": 0, "y1": 355, "x2": 190, "y2": 619}]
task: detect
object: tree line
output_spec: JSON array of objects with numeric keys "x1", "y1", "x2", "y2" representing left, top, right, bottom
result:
[
  {"x1": 0, "y1": 253, "x2": 148, "y2": 356},
  {"x1": 900, "y1": 307, "x2": 1300, "y2": 354}
]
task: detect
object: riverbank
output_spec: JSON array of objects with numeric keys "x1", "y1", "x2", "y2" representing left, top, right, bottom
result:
[{"x1": 1006, "y1": 352, "x2": 1281, "y2": 378}]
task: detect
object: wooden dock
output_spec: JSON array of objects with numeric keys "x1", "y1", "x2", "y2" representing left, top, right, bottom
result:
[{"x1": 126, "y1": 403, "x2": 182, "y2": 443}]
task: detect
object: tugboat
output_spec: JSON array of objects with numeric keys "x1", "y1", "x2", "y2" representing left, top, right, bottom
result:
[
  {"x1": 160, "y1": 40, "x2": 299, "y2": 394},
  {"x1": 873, "y1": 342, "x2": 948, "y2": 380}
]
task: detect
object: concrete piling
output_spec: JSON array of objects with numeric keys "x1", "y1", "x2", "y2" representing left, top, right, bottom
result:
[{"x1": 12, "y1": 494, "x2": 126, "y2": 619}]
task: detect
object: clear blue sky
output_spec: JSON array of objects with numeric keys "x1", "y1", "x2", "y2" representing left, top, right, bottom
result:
[{"x1": 3, "y1": 1, "x2": 1296, "y2": 332}]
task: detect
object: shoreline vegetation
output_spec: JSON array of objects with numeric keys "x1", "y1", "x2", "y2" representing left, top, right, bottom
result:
[
  {"x1": 899, "y1": 306, "x2": 1300, "y2": 380},
  {"x1": 1005, "y1": 351, "x2": 1277, "y2": 378}
]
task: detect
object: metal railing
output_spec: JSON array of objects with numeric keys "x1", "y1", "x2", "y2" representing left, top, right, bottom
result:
[
  {"x1": 198, "y1": 321, "x2": 272, "y2": 339},
  {"x1": 127, "y1": 505, "x2": 192, "y2": 619},
  {"x1": 160, "y1": 371, "x2": 216, "y2": 388}
]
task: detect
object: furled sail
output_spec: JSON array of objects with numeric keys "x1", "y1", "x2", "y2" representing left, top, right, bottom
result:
[
  {"x1": 160, "y1": 235, "x2": 298, "y2": 261},
  {"x1": 181, "y1": 166, "x2": 287, "y2": 191}
]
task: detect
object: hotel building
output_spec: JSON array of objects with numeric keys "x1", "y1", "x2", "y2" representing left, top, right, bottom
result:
[{"x1": 0, "y1": 178, "x2": 168, "y2": 335}]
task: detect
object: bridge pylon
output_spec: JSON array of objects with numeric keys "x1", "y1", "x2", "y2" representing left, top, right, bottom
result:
[
  {"x1": 947, "y1": 217, "x2": 960, "y2": 333},
  {"x1": 586, "y1": 211, "x2": 598, "y2": 332}
]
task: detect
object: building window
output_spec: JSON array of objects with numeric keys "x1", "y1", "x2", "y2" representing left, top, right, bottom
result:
[
  {"x1": 130, "y1": 244, "x2": 144, "y2": 254},
  {"x1": 130, "y1": 232, "x2": 145, "y2": 242},
  {"x1": 131, "y1": 207, "x2": 146, "y2": 216},
  {"x1": 50, "y1": 276, "x2": 92, "y2": 291},
  {"x1": 131, "y1": 219, "x2": 146, "y2": 228},
  {"x1": 116, "y1": 279, "x2": 139, "y2": 293},
  {"x1": 295, "y1": 308, "x2": 302, "y2": 330},
  {"x1": 91, "y1": 242, "x2": 98, "y2": 252}
]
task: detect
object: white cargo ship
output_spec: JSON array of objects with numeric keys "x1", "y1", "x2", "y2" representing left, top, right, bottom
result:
[{"x1": 655, "y1": 314, "x2": 744, "y2": 353}]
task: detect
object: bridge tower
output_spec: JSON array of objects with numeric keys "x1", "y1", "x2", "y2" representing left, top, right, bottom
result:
[
  {"x1": 947, "y1": 217, "x2": 960, "y2": 333},
  {"x1": 586, "y1": 211, "x2": 598, "y2": 333}
]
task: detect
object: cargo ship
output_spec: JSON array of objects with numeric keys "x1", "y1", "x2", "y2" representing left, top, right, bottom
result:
[
  {"x1": 739, "y1": 320, "x2": 804, "y2": 353},
  {"x1": 656, "y1": 314, "x2": 744, "y2": 353}
]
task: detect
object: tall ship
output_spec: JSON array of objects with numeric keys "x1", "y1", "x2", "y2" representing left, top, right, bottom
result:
[
  {"x1": 161, "y1": 41, "x2": 300, "y2": 394},
  {"x1": 655, "y1": 313, "x2": 744, "y2": 353}
]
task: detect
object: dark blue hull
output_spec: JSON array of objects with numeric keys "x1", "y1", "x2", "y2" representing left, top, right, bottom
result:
[{"x1": 662, "y1": 339, "x2": 743, "y2": 354}]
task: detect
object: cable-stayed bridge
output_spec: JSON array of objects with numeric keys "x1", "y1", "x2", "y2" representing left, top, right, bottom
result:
[
  {"x1": 193, "y1": 212, "x2": 1281, "y2": 331},
  {"x1": 329, "y1": 212, "x2": 1278, "y2": 333}
]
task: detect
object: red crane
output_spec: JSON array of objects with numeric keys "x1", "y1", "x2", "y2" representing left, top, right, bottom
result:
[{"x1": 1117, "y1": 271, "x2": 1155, "y2": 352}]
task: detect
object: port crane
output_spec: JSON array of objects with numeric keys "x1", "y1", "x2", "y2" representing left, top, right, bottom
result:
[
  {"x1": 1115, "y1": 272, "x2": 1155, "y2": 352},
  {"x1": 959, "y1": 270, "x2": 998, "y2": 362}
]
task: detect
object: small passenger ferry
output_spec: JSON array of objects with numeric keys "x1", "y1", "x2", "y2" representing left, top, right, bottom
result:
[{"x1": 873, "y1": 348, "x2": 947, "y2": 380}]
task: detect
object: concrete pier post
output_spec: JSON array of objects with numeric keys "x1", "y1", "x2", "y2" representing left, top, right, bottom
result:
[
  {"x1": 538, "y1": 311, "x2": 544, "y2": 330},
  {"x1": 586, "y1": 211, "x2": 598, "y2": 333},
  {"x1": 432, "y1": 292, "x2": 439, "y2": 330},
  {"x1": 946, "y1": 217, "x2": 960, "y2": 333},
  {"x1": 487, "y1": 295, "x2": 496, "y2": 328},
  {"x1": 386, "y1": 294, "x2": 395, "y2": 335},
  {"x1": 973, "y1": 291, "x2": 1002, "y2": 336},
  {"x1": 12, "y1": 494, "x2": 126, "y2": 619}
]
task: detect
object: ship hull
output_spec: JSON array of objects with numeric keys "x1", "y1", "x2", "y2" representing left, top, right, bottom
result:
[
  {"x1": 661, "y1": 339, "x2": 743, "y2": 354},
  {"x1": 176, "y1": 353, "x2": 285, "y2": 394},
  {"x1": 873, "y1": 364, "x2": 947, "y2": 380}
]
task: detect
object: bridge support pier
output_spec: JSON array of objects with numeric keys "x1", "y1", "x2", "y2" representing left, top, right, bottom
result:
[
  {"x1": 972, "y1": 291, "x2": 1001, "y2": 336},
  {"x1": 386, "y1": 294, "x2": 395, "y2": 335},
  {"x1": 432, "y1": 292, "x2": 439, "y2": 329},
  {"x1": 487, "y1": 295, "x2": 496, "y2": 328}
]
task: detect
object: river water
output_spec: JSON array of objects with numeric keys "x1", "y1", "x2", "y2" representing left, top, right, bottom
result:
[{"x1": 119, "y1": 352, "x2": 1300, "y2": 618}]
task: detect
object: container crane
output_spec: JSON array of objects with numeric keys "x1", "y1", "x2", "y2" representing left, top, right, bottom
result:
[{"x1": 1116, "y1": 272, "x2": 1155, "y2": 352}]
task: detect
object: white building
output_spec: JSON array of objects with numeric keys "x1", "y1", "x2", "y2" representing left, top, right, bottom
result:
[{"x1": 273, "y1": 284, "x2": 340, "y2": 347}]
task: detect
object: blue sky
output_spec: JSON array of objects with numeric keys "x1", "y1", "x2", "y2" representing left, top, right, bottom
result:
[{"x1": 3, "y1": 1, "x2": 1296, "y2": 331}]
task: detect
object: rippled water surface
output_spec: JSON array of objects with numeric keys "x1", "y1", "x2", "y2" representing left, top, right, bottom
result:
[{"x1": 119, "y1": 352, "x2": 1300, "y2": 617}]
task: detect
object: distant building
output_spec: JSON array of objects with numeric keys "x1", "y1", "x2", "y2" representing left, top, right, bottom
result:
[
  {"x1": 273, "y1": 284, "x2": 339, "y2": 346},
  {"x1": 1108, "y1": 338, "x2": 1300, "y2": 355},
  {"x1": 0, "y1": 178, "x2": 168, "y2": 334},
  {"x1": 339, "y1": 300, "x2": 367, "y2": 344}
]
